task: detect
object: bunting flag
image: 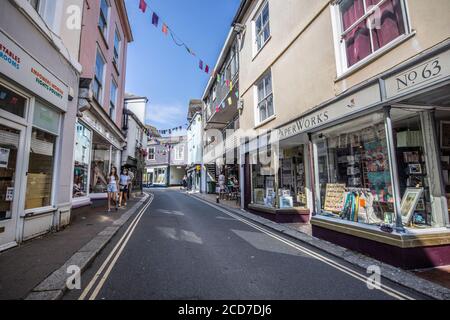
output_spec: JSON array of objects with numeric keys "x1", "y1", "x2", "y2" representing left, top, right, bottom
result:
[
  {"x1": 162, "y1": 23, "x2": 168, "y2": 35},
  {"x1": 152, "y1": 12, "x2": 159, "y2": 27},
  {"x1": 137, "y1": 1, "x2": 214, "y2": 78},
  {"x1": 139, "y1": 0, "x2": 147, "y2": 13},
  {"x1": 228, "y1": 97, "x2": 233, "y2": 106}
]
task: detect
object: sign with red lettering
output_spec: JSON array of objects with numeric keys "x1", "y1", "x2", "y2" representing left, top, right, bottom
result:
[{"x1": 0, "y1": 31, "x2": 68, "y2": 111}]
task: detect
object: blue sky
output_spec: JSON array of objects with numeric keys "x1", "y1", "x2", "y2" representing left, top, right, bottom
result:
[{"x1": 124, "y1": 0, "x2": 241, "y2": 135}]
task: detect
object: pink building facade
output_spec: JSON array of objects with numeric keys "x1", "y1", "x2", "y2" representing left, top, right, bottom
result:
[{"x1": 73, "y1": 0, "x2": 133, "y2": 206}]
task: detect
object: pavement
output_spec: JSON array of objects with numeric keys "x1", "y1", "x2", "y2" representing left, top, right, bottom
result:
[
  {"x1": 64, "y1": 189, "x2": 431, "y2": 300},
  {"x1": 0, "y1": 193, "x2": 148, "y2": 300}
]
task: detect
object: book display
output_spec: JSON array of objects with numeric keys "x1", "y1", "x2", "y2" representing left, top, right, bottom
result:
[
  {"x1": 279, "y1": 147, "x2": 307, "y2": 208},
  {"x1": 316, "y1": 119, "x2": 394, "y2": 225}
]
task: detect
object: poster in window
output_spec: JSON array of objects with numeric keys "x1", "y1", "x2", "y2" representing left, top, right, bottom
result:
[
  {"x1": 0, "y1": 148, "x2": 10, "y2": 168},
  {"x1": 400, "y1": 188, "x2": 424, "y2": 225}
]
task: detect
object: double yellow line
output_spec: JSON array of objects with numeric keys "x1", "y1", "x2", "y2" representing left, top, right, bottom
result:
[{"x1": 79, "y1": 193, "x2": 154, "y2": 300}]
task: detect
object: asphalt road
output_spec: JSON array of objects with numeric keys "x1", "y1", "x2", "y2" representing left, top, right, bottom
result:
[{"x1": 65, "y1": 189, "x2": 427, "y2": 300}]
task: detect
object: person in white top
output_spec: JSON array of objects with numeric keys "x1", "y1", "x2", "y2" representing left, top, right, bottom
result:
[
  {"x1": 107, "y1": 166, "x2": 119, "y2": 212},
  {"x1": 119, "y1": 168, "x2": 131, "y2": 207}
]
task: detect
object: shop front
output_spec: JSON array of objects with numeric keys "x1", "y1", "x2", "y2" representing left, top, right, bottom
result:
[
  {"x1": 309, "y1": 45, "x2": 450, "y2": 269},
  {"x1": 246, "y1": 133, "x2": 312, "y2": 223},
  {"x1": 187, "y1": 165, "x2": 202, "y2": 192},
  {"x1": 72, "y1": 110, "x2": 124, "y2": 206},
  {"x1": 0, "y1": 25, "x2": 78, "y2": 250}
]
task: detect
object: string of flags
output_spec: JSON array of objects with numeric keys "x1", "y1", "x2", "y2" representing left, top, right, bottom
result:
[
  {"x1": 137, "y1": 0, "x2": 240, "y2": 116},
  {"x1": 137, "y1": 0, "x2": 239, "y2": 86},
  {"x1": 157, "y1": 125, "x2": 184, "y2": 136}
]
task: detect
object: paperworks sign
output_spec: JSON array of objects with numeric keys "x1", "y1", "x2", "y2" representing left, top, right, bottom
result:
[
  {"x1": 385, "y1": 49, "x2": 450, "y2": 99},
  {"x1": 0, "y1": 31, "x2": 68, "y2": 112},
  {"x1": 277, "y1": 83, "x2": 381, "y2": 141}
]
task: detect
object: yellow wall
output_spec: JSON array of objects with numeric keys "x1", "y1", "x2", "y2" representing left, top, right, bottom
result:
[{"x1": 238, "y1": 0, "x2": 450, "y2": 134}]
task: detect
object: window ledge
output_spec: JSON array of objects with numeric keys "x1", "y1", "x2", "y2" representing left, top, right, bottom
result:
[
  {"x1": 252, "y1": 36, "x2": 272, "y2": 62},
  {"x1": 254, "y1": 114, "x2": 276, "y2": 129},
  {"x1": 335, "y1": 32, "x2": 416, "y2": 82}
]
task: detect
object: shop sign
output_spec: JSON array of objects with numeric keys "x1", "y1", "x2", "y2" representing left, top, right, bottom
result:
[
  {"x1": 385, "y1": 49, "x2": 450, "y2": 100},
  {"x1": 0, "y1": 31, "x2": 68, "y2": 112},
  {"x1": 277, "y1": 83, "x2": 381, "y2": 141}
]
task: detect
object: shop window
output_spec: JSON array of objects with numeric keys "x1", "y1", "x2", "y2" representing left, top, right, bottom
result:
[
  {"x1": 333, "y1": 0, "x2": 409, "y2": 70},
  {"x1": 437, "y1": 113, "x2": 450, "y2": 219},
  {"x1": 251, "y1": 147, "x2": 276, "y2": 208},
  {"x1": 0, "y1": 84, "x2": 26, "y2": 118},
  {"x1": 391, "y1": 109, "x2": 432, "y2": 228},
  {"x1": 25, "y1": 128, "x2": 57, "y2": 210},
  {"x1": 0, "y1": 125, "x2": 20, "y2": 220},
  {"x1": 313, "y1": 112, "x2": 394, "y2": 225},
  {"x1": 256, "y1": 72, "x2": 274, "y2": 124},
  {"x1": 91, "y1": 142, "x2": 110, "y2": 194},
  {"x1": 73, "y1": 123, "x2": 91, "y2": 198},
  {"x1": 279, "y1": 147, "x2": 307, "y2": 209}
]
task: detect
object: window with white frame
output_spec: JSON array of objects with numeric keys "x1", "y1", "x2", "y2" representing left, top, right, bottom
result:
[
  {"x1": 27, "y1": 0, "x2": 59, "y2": 33},
  {"x1": 99, "y1": 0, "x2": 110, "y2": 38},
  {"x1": 148, "y1": 147, "x2": 155, "y2": 161},
  {"x1": 333, "y1": 0, "x2": 409, "y2": 70},
  {"x1": 113, "y1": 28, "x2": 121, "y2": 69},
  {"x1": 174, "y1": 145, "x2": 184, "y2": 161},
  {"x1": 109, "y1": 79, "x2": 117, "y2": 120},
  {"x1": 256, "y1": 71, "x2": 274, "y2": 123},
  {"x1": 93, "y1": 50, "x2": 106, "y2": 103},
  {"x1": 254, "y1": 1, "x2": 270, "y2": 53}
]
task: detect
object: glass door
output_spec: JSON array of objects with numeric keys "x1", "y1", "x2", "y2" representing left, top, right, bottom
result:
[{"x1": 0, "y1": 120, "x2": 25, "y2": 250}]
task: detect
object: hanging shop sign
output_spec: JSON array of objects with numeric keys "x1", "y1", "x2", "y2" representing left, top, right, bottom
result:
[
  {"x1": 0, "y1": 31, "x2": 68, "y2": 112},
  {"x1": 385, "y1": 49, "x2": 450, "y2": 100},
  {"x1": 277, "y1": 83, "x2": 381, "y2": 141}
]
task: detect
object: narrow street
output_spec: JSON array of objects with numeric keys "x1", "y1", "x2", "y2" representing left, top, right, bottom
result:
[{"x1": 65, "y1": 190, "x2": 426, "y2": 300}]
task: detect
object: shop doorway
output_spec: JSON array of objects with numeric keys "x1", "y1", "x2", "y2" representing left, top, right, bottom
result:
[{"x1": 0, "y1": 120, "x2": 26, "y2": 250}]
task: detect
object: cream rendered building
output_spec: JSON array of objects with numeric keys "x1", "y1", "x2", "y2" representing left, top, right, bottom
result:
[{"x1": 233, "y1": 0, "x2": 450, "y2": 269}]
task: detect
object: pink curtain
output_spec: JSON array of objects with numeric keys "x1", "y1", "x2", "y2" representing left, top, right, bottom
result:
[
  {"x1": 345, "y1": 22, "x2": 371, "y2": 67},
  {"x1": 372, "y1": 0, "x2": 405, "y2": 50},
  {"x1": 341, "y1": 0, "x2": 365, "y2": 31}
]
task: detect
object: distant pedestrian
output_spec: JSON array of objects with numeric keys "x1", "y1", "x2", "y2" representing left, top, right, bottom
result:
[
  {"x1": 182, "y1": 175, "x2": 188, "y2": 190},
  {"x1": 218, "y1": 172, "x2": 226, "y2": 200},
  {"x1": 107, "y1": 167, "x2": 119, "y2": 212}
]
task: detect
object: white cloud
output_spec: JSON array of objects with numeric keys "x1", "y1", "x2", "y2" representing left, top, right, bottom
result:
[{"x1": 146, "y1": 103, "x2": 186, "y2": 127}]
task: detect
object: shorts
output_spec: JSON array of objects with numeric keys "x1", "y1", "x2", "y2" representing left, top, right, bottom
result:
[
  {"x1": 120, "y1": 185, "x2": 128, "y2": 192},
  {"x1": 107, "y1": 183, "x2": 118, "y2": 193}
]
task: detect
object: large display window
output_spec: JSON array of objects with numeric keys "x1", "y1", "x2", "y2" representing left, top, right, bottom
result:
[
  {"x1": 435, "y1": 111, "x2": 450, "y2": 222},
  {"x1": 91, "y1": 142, "x2": 110, "y2": 194},
  {"x1": 313, "y1": 112, "x2": 394, "y2": 225},
  {"x1": 25, "y1": 128, "x2": 57, "y2": 209},
  {"x1": 391, "y1": 109, "x2": 432, "y2": 228},
  {"x1": 73, "y1": 122, "x2": 91, "y2": 198}
]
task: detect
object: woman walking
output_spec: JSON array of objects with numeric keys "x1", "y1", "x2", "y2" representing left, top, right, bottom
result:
[
  {"x1": 107, "y1": 166, "x2": 119, "y2": 212},
  {"x1": 119, "y1": 168, "x2": 131, "y2": 207}
]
